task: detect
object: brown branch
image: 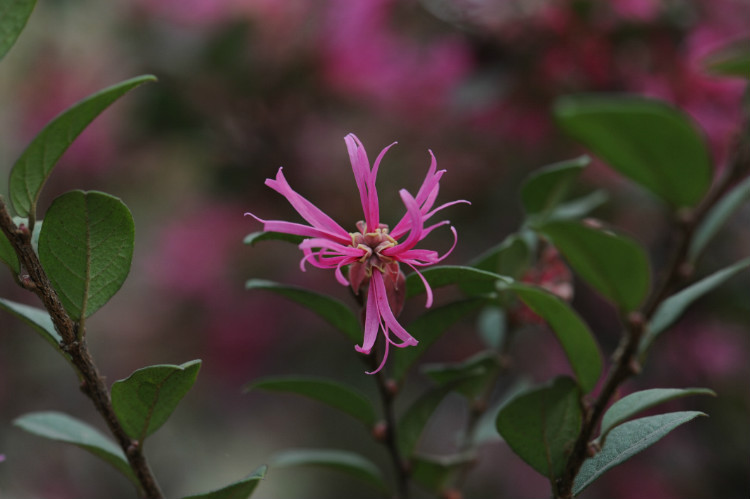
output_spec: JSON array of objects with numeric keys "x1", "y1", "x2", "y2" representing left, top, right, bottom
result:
[
  {"x1": 0, "y1": 197, "x2": 164, "y2": 499},
  {"x1": 554, "y1": 122, "x2": 750, "y2": 499}
]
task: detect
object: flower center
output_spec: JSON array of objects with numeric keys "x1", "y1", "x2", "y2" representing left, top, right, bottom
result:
[{"x1": 350, "y1": 221, "x2": 397, "y2": 271}]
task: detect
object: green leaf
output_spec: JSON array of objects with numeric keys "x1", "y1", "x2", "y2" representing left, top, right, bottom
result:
[
  {"x1": 508, "y1": 283, "x2": 602, "y2": 392},
  {"x1": 421, "y1": 351, "x2": 500, "y2": 399},
  {"x1": 243, "y1": 231, "x2": 305, "y2": 246},
  {"x1": 641, "y1": 257, "x2": 750, "y2": 354},
  {"x1": 598, "y1": 388, "x2": 715, "y2": 445},
  {"x1": 245, "y1": 279, "x2": 360, "y2": 343},
  {"x1": 573, "y1": 411, "x2": 706, "y2": 495},
  {"x1": 271, "y1": 449, "x2": 388, "y2": 492},
  {"x1": 555, "y1": 95, "x2": 712, "y2": 208},
  {"x1": 689, "y1": 176, "x2": 750, "y2": 262},
  {"x1": 496, "y1": 377, "x2": 581, "y2": 483},
  {"x1": 538, "y1": 220, "x2": 650, "y2": 312},
  {"x1": 182, "y1": 466, "x2": 267, "y2": 499},
  {"x1": 9, "y1": 75, "x2": 156, "y2": 223},
  {"x1": 111, "y1": 360, "x2": 201, "y2": 442},
  {"x1": 0, "y1": 297, "x2": 62, "y2": 351},
  {"x1": 521, "y1": 156, "x2": 589, "y2": 217},
  {"x1": 397, "y1": 384, "x2": 455, "y2": 458},
  {"x1": 391, "y1": 298, "x2": 485, "y2": 381},
  {"x1": 0, "y1": 0, "x2": 36, "y2": 61},
  {"x1": 705, "y1": 40, "x2": 750, "y2": 79},
  {"x1": 463, "y1": 235, "x2": 532, "y2": 296},
  {"x1": 411, "y1": 452, "x2": 474, "y2": 493},
  {"x1": 546, "y1": 191, "x2": 608, "y2": 222},
  {"x1": 37, "y1": 191, "x2": 135, "y2": 321},
  {"x1": 244, "y1": 376, "x2": 377, "y2": 427},
  {"x1": 0, "y1": 229, "x2": 19, "y2": 273},
  {"x1": 405, "y1": 265, "x2": 512, "y2": 299},
  {"x1": 472, "y1": 378, "x2": 533, "y2": 446},
  {"x1": 13, "y1": 411, "x2": 137, "y2": 485}
]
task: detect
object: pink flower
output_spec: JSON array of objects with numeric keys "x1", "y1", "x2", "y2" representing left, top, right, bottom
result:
[{"x1": 247, "y1": 133, "x2": 468, "y2": 373}]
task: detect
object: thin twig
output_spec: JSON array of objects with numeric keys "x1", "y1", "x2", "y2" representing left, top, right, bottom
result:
[{"x1": 0, "y1": 197, "x2": 164, "y2": 499}]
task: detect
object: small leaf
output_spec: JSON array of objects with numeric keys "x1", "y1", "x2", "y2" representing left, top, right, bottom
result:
[
  {"x1": 0, "y1": 0, "x2": 36, "y2": 61},
  {"x1": 508, "y1": 283, "x2": 602, "y2": 392},
  {"x1": 689, "y1": 176, "x2": 750, "y2": 262},
  {"x1": 0, "y1": 297, "x2": 62, "y2": 352},
  {"x1": 641, "y1": 257, "x2": 750, "y2": 353},
  {"x1": 573, "y1": 411, "x2": 706, "y2": 495},
  {"x1": 538, "y1": 220, "x2": 650, "y2": 312},
  {"x1": 0, "y1": 230, "x2": 19, "y2": 273},
  {"x1": 463, "y1": 235, "x2": 532, "y2": 296},
  {"x1": 244, "y1": 376, "x2": 377, "y2": 427},
  {"x1": 246, "y1": 279, "x2": 360, "y2": 343},
  {"x1": 391, "y1": 298, "x2": 485, "y2": 381},
  {"x1": 411, "y1": 452, "x2": 474, "y2": 493},
  {"x1": 598, "y1": 388, "x2": 715, "y2": 445},
  {"x1": 521, "y1": 156, "x2": 589, "y2": 216},
  {"x1": 421, "y1": 351, "x2": 500, "y2": 399},
  {"x1": 271, "y1": 449, "x2": 388, "y2": 492},
  {"x1": 472, "y1": 378, "x2": 533, "y2": 446},
  {"x1": 243, "y1": 231, "x2": 305, "y2": 246},
  {"x1": 182, "y1": 466, "x2": 267, "y2": 499},
  {"x1": 397, "y1": 384, "x2": 455, "y2": 458},
  {"x1": 496, "y1": 377, "x2": 581, "y2": 483},
  {"x1": 555, "y1": 95, "x2": 712, "y2": 208},
  {"x1": 405, "y1": 265, "x2": 512, "y2": 299},
  {"x1": 111, "y1": 360, "x2": 201, "y2": 442},
  {"x1": 546, "y1": 190, "x2": 608, "y2": 222},
  {"x1": 9, "y1": 75, "x2": 156, "y2": 224},
  {"x1": 705, "y1": 40, "x2": 750, "y2": 79},
  {"x1": 37, "y1": 191, "x2": 135, "y2": 321},
  {"x1": 13, "y1": 411, "x2": 137, "y2": 485}
]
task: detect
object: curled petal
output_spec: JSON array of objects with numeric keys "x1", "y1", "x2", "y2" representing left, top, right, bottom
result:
[
  {"x1": 405, "y1": 263, "x2": 434, "y2": 308},
  {"x1": 393, "y1": 189, "x2": 424, "y2": 252},
  {"x1": 372, "y1": 272, "x2": 418, "y2": 347},
  {"x1": 246, "y1": 213, "x2": 346, "y2": 243},
  {"x1": 264, "y1": 168, "x2": 350, "y2": 243},
  {"x1": 355, "y1": 279, "x2": 381, "y2": 355}
]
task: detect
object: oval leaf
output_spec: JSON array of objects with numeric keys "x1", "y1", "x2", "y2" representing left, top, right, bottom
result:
[
  {"x1": 271, "y1": 449, "x2": 388, "y2": 492},
  {"x1": 521, "y1": 156, "x2": 589, "y2": 216},
  {"x1": 244, "y1": 376, "x2": 377, "y2": 427},
  {"x1": 421, "y1": 351, "x2": 501, "y2": 400},
  {"x1": 495, "y1": 376, "x2": 581, "y2": 483},
  {"x1": 689, "y1": 176, "x2": 750, "y2": 262},
  {"x1": 538, "y1": 220, "x2": 650, "y2": 312},
  {"x1": 182, "y1": 466, "x2": 267, "y2": 499},
  {"x1": 111, "y1": 360, "x2": 201, "y2": 442},
  {"x1": 9, "y1": 75, "x2": 156, "y2": 222},
  {"x1": 642, "y1": 257, "x2": 750, "y2": 353},
  {"x1": 245, "y1": 279, "x2": 360, "y2": 343},
  {"x1": 37, "y1": 190, "x2": 135, "y2": 321},
  {"x1": 13, "y1": 411, "x2": 137, "y2": 484},
  {"x1": 555, "y1": 95, "x2": 712, "y2": 208},
  {"x1": 391, "y1": 298, "x2": 485, "y2": 381},
  {"x1": 0, "y1": 0, "x2": 36, "y2": 60},
  {"x1": 573, "y1": 411, "x2": 706, "y2": 495},
  {"x1": 397, "y1": 384, "x2": 455, "y2": 458},
  {"x1": 508, "y1": 283, "x2": 602, "y2": 392},
  {"x1": 598, "y1": 388, "x2": 715, "y2": 445}
]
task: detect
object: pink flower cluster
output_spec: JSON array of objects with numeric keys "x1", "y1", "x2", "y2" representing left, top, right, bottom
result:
[{"x1": 248, "y1": 134, "x2": 468, "y2": 373}]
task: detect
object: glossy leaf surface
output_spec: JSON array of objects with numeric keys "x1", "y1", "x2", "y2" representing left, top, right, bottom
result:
[
  {"x1": 38, "y1": 191, "x2": 135, "y2": 321},
  {"x1": 539, "y1": 220, "x2": 650, "y2": 311},
  {"x1": 555, "y1": 95, "x2": 712, "y2": 208},
  {"x1": 9, "y1": 75, "x2": 156, "y2": 222},
  {"x1": 521, "y1": 156, "x2": 589, "y2": 216},
  {"x1": 246, "y1": 279, "x2": 360, "y2": 343},
  {"x1": 496, "y1": 377, "x2": 581, "y2": 483},
  {"x1": 245, "y1": 376, "x2": 377, "y2": 427},
  {"x1": 111, "y1": 360, "x2": 201, "y2": 442}
]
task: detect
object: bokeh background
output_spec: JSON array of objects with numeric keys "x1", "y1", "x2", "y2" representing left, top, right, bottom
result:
[{"x1": 0, "y1": 0, "x2": 748, "y2": 497}]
